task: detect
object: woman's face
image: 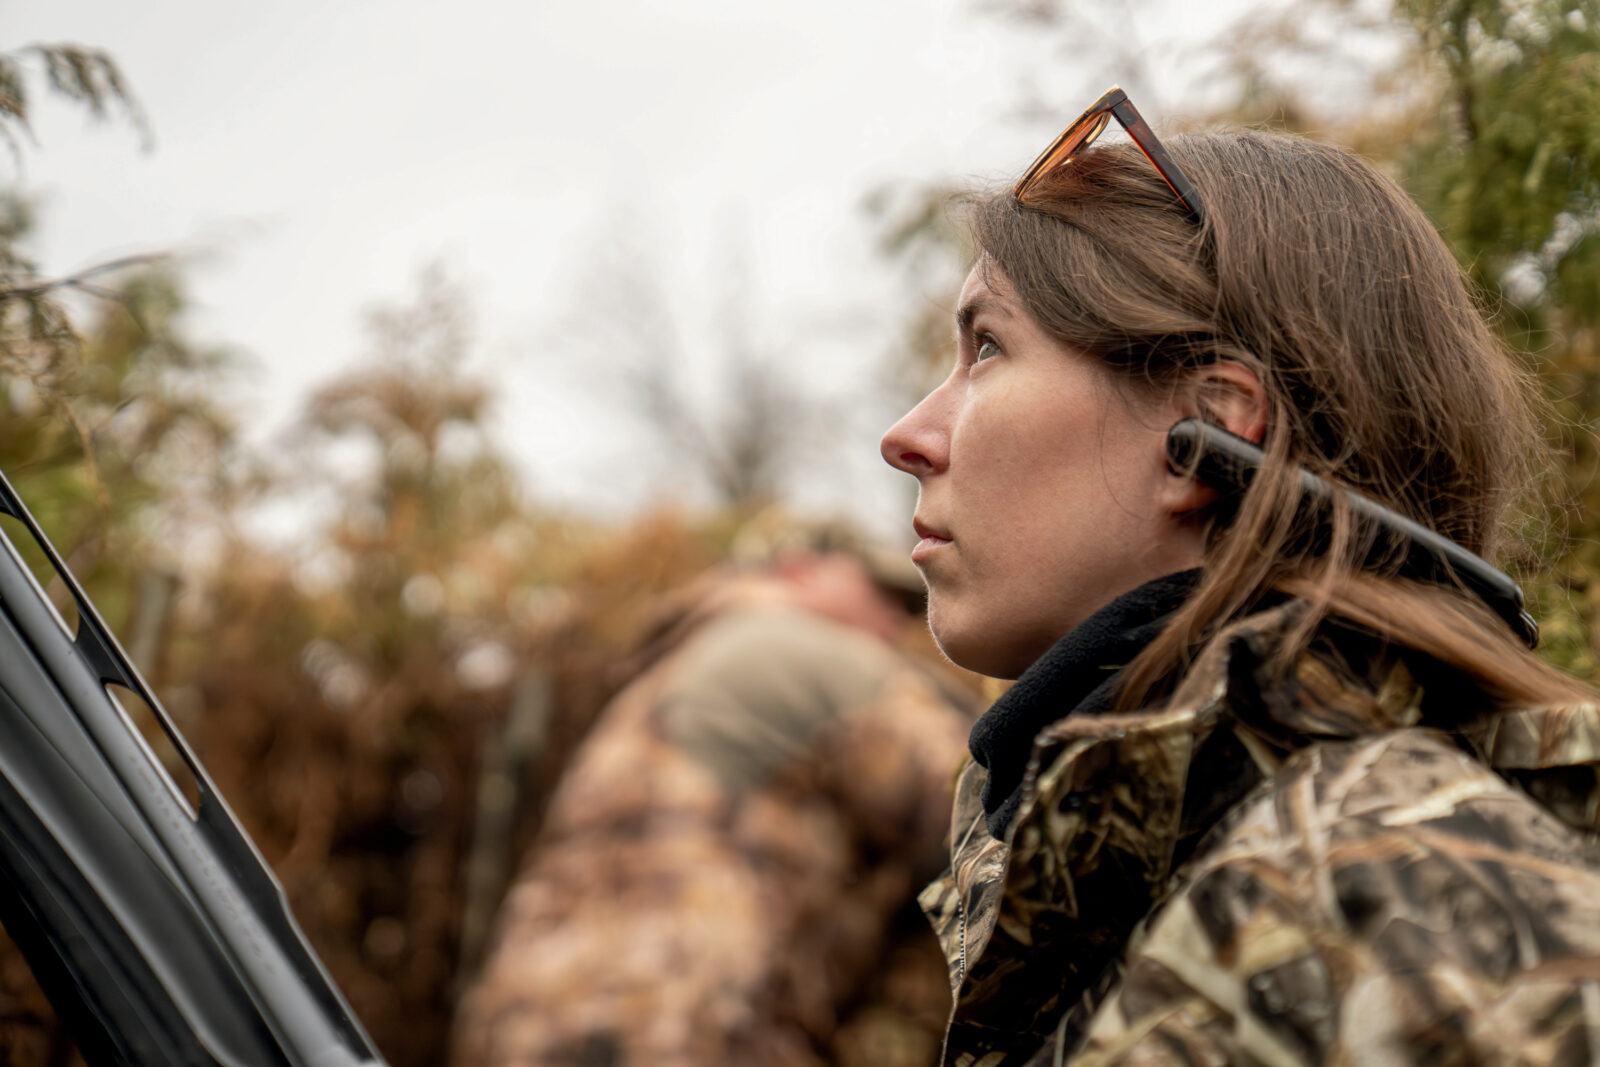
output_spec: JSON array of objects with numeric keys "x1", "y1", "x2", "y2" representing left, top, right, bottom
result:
[{"x1": 880, "y1": 261, "x2": 1199, "y2": 679}]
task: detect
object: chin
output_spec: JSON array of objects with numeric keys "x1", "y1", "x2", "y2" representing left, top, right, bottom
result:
[{"x1": 927, "y1": 607, "x2": 1041, "y2": 681}]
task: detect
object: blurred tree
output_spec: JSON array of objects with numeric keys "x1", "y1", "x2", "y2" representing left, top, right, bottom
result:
[
  {"x1": 171, "y1": 263, "x2": 739, "y2": 1067},
  {"x1": 0, "y1": 43, "x2": 213, "y2": 620},
  {"x1": 0, "y1": 42, "x2": 147, "y2": 156},
  {"x1": 0, "y1": 42, "x2": 152, "y2": 475},
  {"x1": 299, "y1": 262, "x2": 528, "y2": 653},
  {"x1": 562, "y1": 226, "x2": 849, "y2": 510},
  {"x1": 0, "y1": 265, "x2": 239, "y2": 620},
  {"x1": 185, "y1": 264, "x2": 543, "y2": 1067}
]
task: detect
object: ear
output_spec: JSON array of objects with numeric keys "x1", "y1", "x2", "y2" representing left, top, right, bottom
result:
[
  {"x1": 1159, "y1": 360, "x2": 1268, "y2": 518},
  {"x1": 1191, "y1": 360, "x2": 1267, "y2": 443}
]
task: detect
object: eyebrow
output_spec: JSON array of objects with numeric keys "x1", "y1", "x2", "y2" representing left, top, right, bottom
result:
[{"x1": 956, "y1": 295, "x2": 1011, "y2": 335}]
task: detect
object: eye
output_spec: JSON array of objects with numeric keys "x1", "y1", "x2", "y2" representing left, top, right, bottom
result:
[{"x1": 975, "y1": 336, "x2": 1002, "y2": 363}]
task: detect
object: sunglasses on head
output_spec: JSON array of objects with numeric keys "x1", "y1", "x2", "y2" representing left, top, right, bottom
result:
[{"x1": 1013, "y1": 85, "x2": 1204, "y2": 225}]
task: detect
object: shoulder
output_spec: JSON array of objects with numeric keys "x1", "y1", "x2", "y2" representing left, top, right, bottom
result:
[
  {"x1": 1079, "y1": 726, "x2": 1600, "y2": 1064},
  {"x1": 657, "y1": 603, "x2": 963, "y2": 796}
]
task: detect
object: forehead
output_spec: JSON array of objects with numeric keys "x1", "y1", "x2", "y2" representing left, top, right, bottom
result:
[
  {"x1": 957, "y1": 259, "x2": 1023, "y2": 326},
  {"x1": 958, "y1": 263, "x2": 988, "y2": 304}
]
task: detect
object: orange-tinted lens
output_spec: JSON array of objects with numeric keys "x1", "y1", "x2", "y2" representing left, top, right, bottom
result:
[{"x1": 1014, "y1": 110, "x2": 1113, "y2": 202}]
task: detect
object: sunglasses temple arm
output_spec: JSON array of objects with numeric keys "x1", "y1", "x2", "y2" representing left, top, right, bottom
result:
[{"x1": 1112, "y1": 102, "x2": 1205, "y2": 223}]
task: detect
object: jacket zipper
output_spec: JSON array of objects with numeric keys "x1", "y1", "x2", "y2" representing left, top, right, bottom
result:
[{"x1": 956, "y1": 891, "x2": 969, "y2": 986}]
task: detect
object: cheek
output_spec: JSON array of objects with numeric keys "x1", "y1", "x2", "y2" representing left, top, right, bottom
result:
[
  {"x1": 952, "y1": 380, "x2": 1104, "y2": 554},
  {"x1": 952, "y1": 382, "x2": 1064, "y2": 506},
  {"x1": 931, "y1": 406, "x2": 1086, "y2": 674}
]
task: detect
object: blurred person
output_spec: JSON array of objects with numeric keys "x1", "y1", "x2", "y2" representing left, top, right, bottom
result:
[
  {"x1": 451, "y1": 532, "x2": 977, "y2": 1067},
  {"x1": 881, "y1": 90, "x2": 1600, "y2": 1063}
]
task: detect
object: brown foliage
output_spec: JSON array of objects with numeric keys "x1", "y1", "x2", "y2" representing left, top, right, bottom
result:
[{"x1": 163, "y1": 509, "x2": 730, "y2": 1067}]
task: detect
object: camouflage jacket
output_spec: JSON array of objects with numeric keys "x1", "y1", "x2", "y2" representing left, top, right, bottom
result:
[
  {"x1": 454, "y1": 582, "x2": 975, "y2": 1067},
  {"x1": 921, "y1": 601, "x2": 1600, "y2": 1066}
]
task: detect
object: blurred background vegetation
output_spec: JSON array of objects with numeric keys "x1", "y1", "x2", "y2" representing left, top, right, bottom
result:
[{"x1": 0, "y1": 0, "x2": 1597, "y2": 1062}]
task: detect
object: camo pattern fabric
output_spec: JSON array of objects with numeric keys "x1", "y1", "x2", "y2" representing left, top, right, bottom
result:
[
  {"x1": 453, "y1": 586, "x2": 974, "y2": 1067},
  {"x1": 921, "y1": 601, "x2": 1600, "y2": 1066}
]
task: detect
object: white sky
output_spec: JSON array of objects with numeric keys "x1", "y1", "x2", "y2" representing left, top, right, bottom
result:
[{"x1": 3, "y1": 0, "x2": 1263, "y2": 541}]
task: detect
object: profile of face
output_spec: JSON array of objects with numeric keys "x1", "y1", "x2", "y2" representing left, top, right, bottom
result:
[{"x1": 880, "y1": 261, "x2": 1212, "y2": 679}]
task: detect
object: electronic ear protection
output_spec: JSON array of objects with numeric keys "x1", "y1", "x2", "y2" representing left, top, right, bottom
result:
[{"x1": 1165, "y1": 418, "x2": 1538, "y2": 649}]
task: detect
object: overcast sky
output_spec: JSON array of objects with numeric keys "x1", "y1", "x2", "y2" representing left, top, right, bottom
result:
[{"x1": 5, "y1": 0, "x2": 1249, "y2": 539}]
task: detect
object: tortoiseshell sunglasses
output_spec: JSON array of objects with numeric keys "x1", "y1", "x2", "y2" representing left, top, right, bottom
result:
[{"x1": 1013, "y1": 85, "x2": 1204, "y2": 225}]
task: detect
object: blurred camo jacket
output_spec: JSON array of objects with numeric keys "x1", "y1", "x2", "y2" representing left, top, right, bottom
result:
[
  {"x1": 453, "y1": 575, "x2": 976, "y2": 1067},
  {"x1": 924, "y1": 600, "x2": 1600, "y2": 1066}
]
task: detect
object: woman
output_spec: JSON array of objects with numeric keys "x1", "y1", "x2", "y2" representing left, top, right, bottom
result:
[{"x1": 881, "y1": 88, "x2": 1600, "y2": 1065}]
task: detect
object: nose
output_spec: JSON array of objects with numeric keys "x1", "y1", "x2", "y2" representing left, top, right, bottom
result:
[{"x1": 880, "y1": 385, "x2": 951, "y2": 478}]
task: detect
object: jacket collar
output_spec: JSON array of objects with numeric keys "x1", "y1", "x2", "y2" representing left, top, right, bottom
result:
[{"x1": 968, "y1": 569, "x2": 1201, "y2": 838}]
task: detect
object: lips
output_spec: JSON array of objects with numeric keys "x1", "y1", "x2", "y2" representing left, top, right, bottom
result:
[{"x1": 911, "y1": 518, "x2": 952, "y2": 564}]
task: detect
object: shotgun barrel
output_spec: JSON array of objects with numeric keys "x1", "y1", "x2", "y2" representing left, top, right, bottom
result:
[{"x1": 0, "y1": 467, "x2": 387, "y2": 1067}]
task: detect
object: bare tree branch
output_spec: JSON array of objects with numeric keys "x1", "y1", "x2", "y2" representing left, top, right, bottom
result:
[{"x1": 1, "y1": 252, "x2": 168, "y2": 299}]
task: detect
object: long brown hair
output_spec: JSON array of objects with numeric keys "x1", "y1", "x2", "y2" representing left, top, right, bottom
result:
[{"x1": 966, "y1": 129, "x2": 1588, "y2": 709}]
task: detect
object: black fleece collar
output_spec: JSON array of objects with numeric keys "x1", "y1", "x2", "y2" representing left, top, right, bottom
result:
[{"x1": 968, "y1": 569, "x2": 1200, "y2": 838}]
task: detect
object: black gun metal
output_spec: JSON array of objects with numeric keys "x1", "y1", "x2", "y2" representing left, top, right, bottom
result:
[
  {"x1": 1165, "y1": 418, "x2": 1539, "y2": 649},
  {"x1": 0, "y1": 465, "x2": 388, "y2": 1066}
]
